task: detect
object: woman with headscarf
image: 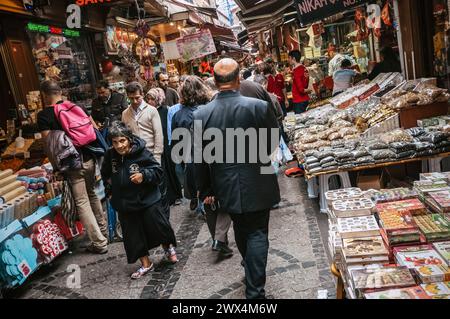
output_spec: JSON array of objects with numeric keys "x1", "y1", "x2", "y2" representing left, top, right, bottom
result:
[
  {"x1": 101, "y1": 122, "x2": 178, "y2": 279},
  {"x1": 145, "y1": 88, "x2": 183, "y2": 209},
  {"x1": 171, "y1": 76, "x2": 212, "y2": 212}
]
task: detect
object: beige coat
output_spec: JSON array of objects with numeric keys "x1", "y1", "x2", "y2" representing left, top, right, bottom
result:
[{"x1": 122, "y1": 102, "x2": 163, "y2": 163}]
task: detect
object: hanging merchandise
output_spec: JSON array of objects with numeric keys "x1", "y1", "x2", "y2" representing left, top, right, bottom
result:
[
  {"x1": 382, "y1": 1, "x2": 392, "y2": 26},
  {"x1": 355, "y1": 8, "x2": 369, "y2": 41}
]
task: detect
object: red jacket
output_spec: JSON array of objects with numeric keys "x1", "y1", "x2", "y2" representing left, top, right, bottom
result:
[
  {"x1": 267, "y1": 74, "x2": 285, "y2": 103},
  {"x1": 292, "y1": 65, "x2": 310, "y2": 103}
]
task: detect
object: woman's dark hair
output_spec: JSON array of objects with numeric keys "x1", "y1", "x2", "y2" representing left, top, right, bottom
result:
[
  {"x1": 179, "y1": 76, "x2": 212, "y2": 107},
  {"x1": 263, "y1": 63, "x2": 274, "y2": 76},
  {"x1": 108, "y1": 121, "x2": 134, "y2": 141},
  {"x1": 288, "y1": 50, "x2": 302, "y2": 63},
  {"x1": 96, "y1": 80, "x2": 110, "y2": 90},
  {"x1": 40, "y1": 80, "x2": 62, "y2": 95},
  {"x1": 125, "y1": 82, "x2": 144, "y2": 95},
  {"x1": 242, "y1": 69, "x2": 252, "y2": 80},
  {"x1": 341, "y1": 59, "x2": 352, "y2": 68}
]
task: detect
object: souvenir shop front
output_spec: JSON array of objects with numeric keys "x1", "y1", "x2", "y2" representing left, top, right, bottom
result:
[{"x1": 0, "y1": 3, "x2": 105, "y2": 293}]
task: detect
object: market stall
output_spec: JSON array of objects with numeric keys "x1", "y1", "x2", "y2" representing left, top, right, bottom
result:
[
  {"x1": 284, "y1": 72, "x2": 450, "y2": 212},
  {"x1": 325, "y1": 176, "x2": 450, "y2": 299}
]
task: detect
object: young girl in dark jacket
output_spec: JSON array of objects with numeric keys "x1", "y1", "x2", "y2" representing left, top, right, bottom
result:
[{"x1": 101, "y1": 122, "x2": 178, "y2": 279}]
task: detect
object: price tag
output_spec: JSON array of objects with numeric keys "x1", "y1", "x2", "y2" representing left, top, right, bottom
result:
[
  {"x1": 34, "y1": 133, "x2": 42, "y2": 140},
  {"x1": 24, "y1": 151, "x2": 30, "y2": 159}
]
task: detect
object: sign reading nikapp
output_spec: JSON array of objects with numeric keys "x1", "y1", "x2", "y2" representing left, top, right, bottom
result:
[{"x1": 294, "y1": 0, "x2": 371, "y2": 25}]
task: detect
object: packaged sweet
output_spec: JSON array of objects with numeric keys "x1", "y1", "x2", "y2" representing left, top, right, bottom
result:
[
  {"x1": 319, "y1": 156, "x2": 335, "y2": 165},
  {"x1": 380, "y1": 129, "x2": 413, "y2": 144},
  {"x1": 376, "y1": 199, "x2": 427, "y2": 216},
  {"x1": 352, "y1": 266, "x2": 416, "y2": 291},
  {"x1": 364, "y1": 286, "x2": 430, "y2": 299},
  {"x1": 370, "y1": 149, "x2": 396, "y2": 161}
]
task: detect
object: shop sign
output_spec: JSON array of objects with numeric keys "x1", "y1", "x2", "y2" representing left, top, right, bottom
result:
[
  {"x1": 27, "y1": 22, "x2": 80, "y2": 37},
  {"x1": 294, "y1": 0, "x2": 371, "y2": 26},
  {"x1": 176, "y1": 29, "x2": 216, "y2": 62}
]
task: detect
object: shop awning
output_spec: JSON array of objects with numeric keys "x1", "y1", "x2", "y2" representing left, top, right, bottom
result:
[
  {"x1": 219, "y1": 41, "x2": 251, "y2": 53},
  {"x1": 235, "y1": 0, "x2": 295, "y2": 33},
  {"x1": 164, "y1": 0, "x2": 219, "y2": 20}
]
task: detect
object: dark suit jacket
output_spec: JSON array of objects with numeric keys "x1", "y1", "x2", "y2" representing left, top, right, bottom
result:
[{"x1": 193, "y1": 90, "x2": 281, "y2": 214}]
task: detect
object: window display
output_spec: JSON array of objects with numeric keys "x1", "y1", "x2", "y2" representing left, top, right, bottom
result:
[{"x1": 27, "y1": 30, "x2": 95, "y2": 109}]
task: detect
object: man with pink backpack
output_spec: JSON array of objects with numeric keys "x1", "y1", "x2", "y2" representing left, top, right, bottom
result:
[{"x1": 38, "y1": 80, "x2": 108, "y2": 254}]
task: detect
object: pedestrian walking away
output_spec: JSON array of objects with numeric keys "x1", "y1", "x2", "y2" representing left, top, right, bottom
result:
[{"x1": 194, "y1": 58, "x2": 281, "y2": 299}]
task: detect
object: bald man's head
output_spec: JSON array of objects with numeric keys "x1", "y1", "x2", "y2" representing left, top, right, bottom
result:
[{"x1": 214, "y1": 58, "x2": 240, "y2": 87}]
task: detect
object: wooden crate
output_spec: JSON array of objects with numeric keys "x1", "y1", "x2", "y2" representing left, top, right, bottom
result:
[{"x1": 399, "y1": 102, "x2": 449, "y2": 129}]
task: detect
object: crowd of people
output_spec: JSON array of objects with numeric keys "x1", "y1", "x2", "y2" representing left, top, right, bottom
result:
[{"x1": 35, "y1": 45, "x2": 401, "y2": 299}]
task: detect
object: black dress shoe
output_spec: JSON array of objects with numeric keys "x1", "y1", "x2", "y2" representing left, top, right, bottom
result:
[{"x1": 212, "y1": 240, "x2": 234, "y2": 257}]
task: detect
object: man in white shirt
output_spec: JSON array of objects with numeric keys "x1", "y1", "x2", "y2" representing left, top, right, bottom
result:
[{"x1": 122, "y1": 82, "x2": 163, "y2": 163}]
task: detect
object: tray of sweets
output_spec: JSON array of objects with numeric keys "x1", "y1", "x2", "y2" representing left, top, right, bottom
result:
[
  {"x1": 380, "y1": 227, "x2": 421, "y2": 247},
  {"x1": 364, "y1": 286, "x2": 430, "y2": 299},
  {"x1": 427, "y1": 191, "x2": 450, "y2": 213},
  {"x1": 421, "y1": 281, "x2": 450, "y2": 297},
  {"x1": 376, "y1": 199, "x2": 427, "y2": 216},
  {"x1": 413, "y1": 214, "x2": 450, "y2": 242},
  {"x1": 371, "y1": 188, "x2": 418, "y2": 204},
  {"x1": 343, "y1": 236, "x2": 389, "y2": 258},
  {"x1": 325, "y1": 188, "x2": 363, "y2": 207},
  {"x1": 352, "y1": 266, "x2": 416, "y2": 291},
  {"x1": 378, "y1": 211, "x2": 418, "y2": 233},
  {"x1": 394, "y1": 245, "x2": 450, "y2": 283},
  {"x1": 432, "y1": 242, "x2": 450, "y2": 265},
  {"x1": 414, "y1": 180, "x2": 450, "y2": 197},
  {"x1": 332, "y1": 198, "x2": 375, "y2": 217},
  {"x1": 420, "y1": 172, "x2": 449, "y2": 183},
  {"x1": 337, "y1": 216, "x2": 380, "y2": 239}
]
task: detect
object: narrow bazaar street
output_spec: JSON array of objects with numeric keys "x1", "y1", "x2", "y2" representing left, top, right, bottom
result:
[{"x1": 7, "y1": 175, "x2": 335, "y2": 299}]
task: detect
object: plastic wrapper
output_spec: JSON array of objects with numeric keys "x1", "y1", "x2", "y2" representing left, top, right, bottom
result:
[
  {"x1": 305, "y1": 157, "x2": 319, "y2": 165},
  {"x1": 299, "y1": 134, "x2": 318, "y2": 144},
  {"x1": 352, "y1": 147, "x2": 370, "y2": 158},
  {"x1": 328, "y1": 110, "x2": 350, "y2": 123},
  {"x1": 328, "y1": 132, "x2": 342, "y2": 141},
  {"x1": 320, "y1": 156, "x2": 335, "y2": 165},
  {"x1": 418, "y1": 131, "x2": 448, "y2": 144},
  {"x1": 338, "y1": 127, "x2": 359, "y2": 137},
  {"x1": 316, "y1": 140, "x2": 332, "y2": 149},
  {"x1": 331, "y1": 140, "x2": 346, "y2": 148},
  {"x1": 381, "y1": 89, "x2": 408, "y2": 104},
  {"x1": 435, "y1": 92, "x2": 450, "y2": 103},
  {"x1": 386, "y1": 92, "x2": 421, "y2": 109},
  {"x1": 308, "y1": 167, "x2": 323, "y2": 174},
  {"x1": 307, "y1": 125, "x2": 328, "y2": 135},
  {"x1": 380, "y1": 129, "x2": 413, "y2": 144},
  {"x1": 389, "y1": 142, "x2": 417, "y2": 153},
  {"x1": 314, "y1": 150, "x2": 334, "y2": 160},
  {"x1": 406, "y1": 127, "x2": 426, "y2": 137},
  {"x1": 394, "y1": 150, "x2": 416, "y2": 159},
  {"x1": 322, "y1": 161, "x2": 338, "y2": 169},
  {"x1": 414, "y1": 83, "x2": 448, "y2": 100},
  {"x1": 355, "y1": 156, "x2": 375, "y2": 164},
  {"x1": 366, "y1": 140, "x2": 389, "y2": 150},
  {"x1": 330, "y1": 120, "x2": 353, "y2": 129},
  {"x1": 416, "y1": 94, "x2": 434, "y2": 106},
  {"x1": 304, "y1": 150, "x2": 316, "y2": 157},
  {"x1": 414, "y1": 142, "x2": 434, "y2": 152},
  {"x1": 334, "y1": 150, "x2": 353, "y2": 160},
  {"x1": 343, "y1": 134, "x2": 361, "y2": 141},
  {"x1": 370, "y1": 149, "x2": 396, "y2": 160},
  {"x1": 306, "y1": 162, "x2": 321, "y2": 170}
]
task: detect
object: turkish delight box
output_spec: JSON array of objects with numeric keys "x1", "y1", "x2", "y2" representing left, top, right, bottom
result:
[
  {"x1": 394, "y1": 245, "x2": 450, "y2": 283},
  {"x1": 364, "y1": 286, "x2": 430, "y2": 299}
]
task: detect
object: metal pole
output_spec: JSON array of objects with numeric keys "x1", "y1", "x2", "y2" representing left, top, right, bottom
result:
[{"x1": 393, "y1": 0, "x2": 406, "y2": 78}]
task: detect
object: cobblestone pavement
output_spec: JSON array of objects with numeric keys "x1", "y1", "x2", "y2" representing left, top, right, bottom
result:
[{"x1": 6, "y1": 175, "x2": 335, "y2": 299}]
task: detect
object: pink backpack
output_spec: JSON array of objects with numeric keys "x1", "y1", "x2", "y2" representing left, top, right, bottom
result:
[{"x1": 54, "y1": 101, "x2": 96, "y2": 147}]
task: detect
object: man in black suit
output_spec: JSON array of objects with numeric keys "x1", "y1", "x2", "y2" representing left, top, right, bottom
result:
[{"x1": 193, "y1": 58, "x2": 281, "y2": 299}]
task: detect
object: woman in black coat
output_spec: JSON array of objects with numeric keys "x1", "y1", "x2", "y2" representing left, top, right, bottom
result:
[
  {"x1": 172, "y1": 76, "x2": 212, "y2": 211},
  {"x1": 101, "y1": 122, "x2": 178, "y2": 279}
]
